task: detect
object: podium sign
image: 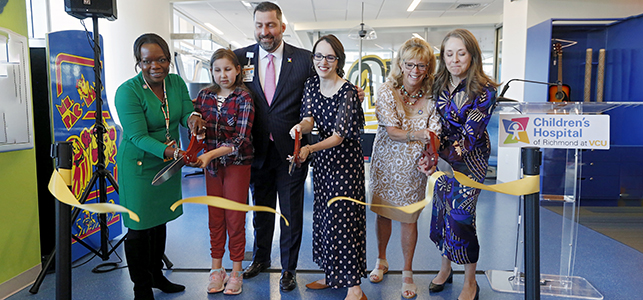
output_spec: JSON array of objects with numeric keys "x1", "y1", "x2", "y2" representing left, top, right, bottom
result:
[
  {"x1": 487, "y1": 102, "x2": 615, "y2": 300},
  {"x1": 498, "y1": 114, "x2": 610, "y2": 149}
]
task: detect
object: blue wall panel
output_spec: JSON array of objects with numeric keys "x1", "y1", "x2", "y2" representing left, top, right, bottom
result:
[
  {"x1": 532, "y1": 14, "x2": 643, "y2": 203},
  {"x1": 606, "y1": 15, "x2": 643, "y2": 101},
  {"x1": 524, "y1": 19, "x2": 553, "y2": 102},
  {"x1": 550, "y1": 26, "x2": 607, "y2": 102}
]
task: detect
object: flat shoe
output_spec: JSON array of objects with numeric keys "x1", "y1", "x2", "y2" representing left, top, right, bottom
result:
[
  {"x1": 280, "y1": 271, "x2": 297, "y2": 291},
  {"x1": 368, "y1": 258, "x2": 389, "y2": 283},
  {"x1": 305, "y1": 281, "x2": 330, "y2": 290},
  {"x1": 152, "y1": 275, "x2": 185, "y2": 293},
  {"x1": 243, "y1": 261, "x2": 269, "y2": 279}
]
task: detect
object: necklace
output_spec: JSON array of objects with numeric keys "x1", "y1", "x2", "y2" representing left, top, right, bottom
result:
[
  {"x1": 143, "y1": 77, "x2": 171, "y2": 142},
  {"x1": 400, "y1": 85, "x2": 424, "y2": 106},
  {"x1": 449, "y1": 76, "x2": 461, "y2": 89}
]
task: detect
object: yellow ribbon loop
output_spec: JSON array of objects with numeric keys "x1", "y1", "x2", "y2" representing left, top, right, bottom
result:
[
  {"x1": 49, "y1": 170, "x2": 140, "y2": 222},
  {"x1": 453, "y1": 172, "x2": 540, "y2": 196},
  {"x1": 328, "y1": 171, "x2": 447, "y2": 214},
  {"x1": 328, "y1": 170, "x2": 540, "y2": 213},
  {"x1": 170, "y1": 196, "x2": 290, "y2": 226}
]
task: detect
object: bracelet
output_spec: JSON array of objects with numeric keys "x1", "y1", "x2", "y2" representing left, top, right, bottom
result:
[
  {"x1": 190, "y1": 111, "x2": 202, "y2": 118},
  {"x1": 406, "y1": 130, "x2": 411, "y2": 143},
  {"x1": 173, "y1": 148, "x2": 180, "y2": 160}
]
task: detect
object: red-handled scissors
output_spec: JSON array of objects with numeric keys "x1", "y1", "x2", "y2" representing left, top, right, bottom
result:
[
  {"x1": 151, "y1": 135, "x2": 205, "y2": 186},
  {"x1": 288, "y1": 130, "x2": 301, "y2": 176}
]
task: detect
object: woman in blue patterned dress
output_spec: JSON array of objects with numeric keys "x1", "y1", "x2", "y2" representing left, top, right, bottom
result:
[
  {"x1": 289, "y1": 34, "x2": 367, "y2": 300},
  {"x1": 428, "y1": 29, "x2": 498, "y2": 300}
]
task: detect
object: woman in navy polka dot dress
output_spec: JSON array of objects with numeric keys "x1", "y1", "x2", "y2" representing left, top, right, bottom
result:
[{"x1": 290, "y1": 34, "x2": 367, "y2": 300}]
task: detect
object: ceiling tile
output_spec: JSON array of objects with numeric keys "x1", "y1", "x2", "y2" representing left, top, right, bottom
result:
[
  {"x1": 406, "y1": 11, "x2": 446, "y2": 19},
  {"x1": 314, "y1": 9, "x2": 348, "y2": 22},
  {"x1": 415, "y1": 2, "x2": 457, "y2": 11},
  {"x1": 173, "y1": 0, "x2": 501, "y2": 57}
]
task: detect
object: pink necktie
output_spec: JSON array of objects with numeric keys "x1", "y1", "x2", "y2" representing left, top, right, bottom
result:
[{"x1": 264, "y1": 53, "x2": 276, "y2": 105}]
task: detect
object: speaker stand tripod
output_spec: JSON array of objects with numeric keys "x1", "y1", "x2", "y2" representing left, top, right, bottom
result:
[{"x1": 28, "y1": 17, "x2": 172, "y2": 299}]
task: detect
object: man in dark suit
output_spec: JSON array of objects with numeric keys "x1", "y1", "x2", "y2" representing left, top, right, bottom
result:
[{"x1": 233, "y1": 2, "x2": 313, "y2": 292}]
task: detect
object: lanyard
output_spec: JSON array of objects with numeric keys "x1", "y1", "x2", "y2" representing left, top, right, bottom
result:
[
  {"x1": 215, "y1": 94, "x2": 226, "y2": 143},
  {"x1": 143, "y1": 77, "x2": 171, "y2": 142}
]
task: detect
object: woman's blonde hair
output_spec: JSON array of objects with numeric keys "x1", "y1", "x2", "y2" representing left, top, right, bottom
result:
[{"x1": 387, "y1": 37, "x2": 436, "y2": 93}]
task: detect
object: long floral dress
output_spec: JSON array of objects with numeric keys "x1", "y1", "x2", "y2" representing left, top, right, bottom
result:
[
  {"x1": 301, "y1": 76, "x2": 367, "y2": 287},
  {"x1": 430, "y1": 80, "x2": 497, "y2": 264},
  {"x1": 369, "y1": 81, "x2": 441, "y2": 222}
]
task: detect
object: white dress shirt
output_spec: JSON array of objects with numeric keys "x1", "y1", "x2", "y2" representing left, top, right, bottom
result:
[{"x1": 258, "y1": 41, "x2": 284, "y2": 92}]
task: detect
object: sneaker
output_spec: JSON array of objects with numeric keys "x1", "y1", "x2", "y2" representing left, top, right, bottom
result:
[
  {"x1": 223, "y1": 270, "x2": 243, "y2": 295},
  {"x1": 207, "y1": 268, "x2": 229, "y2": 293}
]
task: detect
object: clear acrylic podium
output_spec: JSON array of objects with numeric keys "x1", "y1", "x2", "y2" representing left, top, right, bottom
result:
[{"x1": 486, "y1": 102, "x2": 640, "y2": 299}]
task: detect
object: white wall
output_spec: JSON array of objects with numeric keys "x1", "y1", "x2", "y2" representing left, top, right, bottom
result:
[
  {"x1": 100, "y1": 0, "x2": 173, "y2": 125},
  {"x1": 526, "y1": 0, "x2": 643, "y2": 28},
  {"x1": 497, "y1": 0, "x2": 530, "y2": 183}
]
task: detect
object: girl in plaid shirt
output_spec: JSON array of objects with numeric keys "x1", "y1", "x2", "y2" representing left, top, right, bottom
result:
[{"x1": 193, "y1": 48, "x2": 254, "y2": 295}]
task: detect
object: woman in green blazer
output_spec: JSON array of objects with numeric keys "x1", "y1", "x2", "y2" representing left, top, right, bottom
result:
[{"x1": 115, "y1": 33, "x2": 203, "y2": 300}]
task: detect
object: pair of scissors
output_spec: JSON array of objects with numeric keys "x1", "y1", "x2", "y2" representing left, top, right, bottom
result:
[
  {"x1": 151, "y1": 135, "x2": 206, "y2": 186},
  {"x1": 424, "y1": 131, "x2": 454, "y2": 178},
  {"x1": 288, "y1": 130, "x2": 301, "y2": 176}
]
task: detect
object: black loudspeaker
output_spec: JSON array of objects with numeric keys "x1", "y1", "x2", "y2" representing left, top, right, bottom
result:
[{"x1": 64, "y1": 0, "x2": 117, "y2": 21}]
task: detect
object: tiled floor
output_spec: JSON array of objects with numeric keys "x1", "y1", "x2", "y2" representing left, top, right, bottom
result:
[
  {"x1": 8, "y1": 166, "x2": 643, "y2": 299},
  {"x1": 546, "y1": 206, "x2": 643, "y2": 253}
]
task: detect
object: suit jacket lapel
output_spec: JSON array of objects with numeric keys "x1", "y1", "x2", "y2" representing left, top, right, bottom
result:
[{"x1": 248, "y1": 44, "x2": 268, "y2": 105}]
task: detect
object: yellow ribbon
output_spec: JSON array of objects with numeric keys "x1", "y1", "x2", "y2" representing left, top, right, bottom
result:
[
  {"x1": 329, "y1": 171, "x2": 540, "y2": 214},
  {"x1": 453, "y1": 172, "x2": 540, "y2": 196},
  {"x1": 170, "y1": 196, "x2": 290, "y2": 226},
  {"x1": 49, "y1": 170, "x2": 140, "y2": 222},
  {"x1": 329, "y1": 171, "x2": 446, "y2": 214}
]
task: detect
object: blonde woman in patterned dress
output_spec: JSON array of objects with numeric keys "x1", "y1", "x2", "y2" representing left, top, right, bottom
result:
[{"x1": 368, "y1": 37, "x2": 441, "y2": 299}]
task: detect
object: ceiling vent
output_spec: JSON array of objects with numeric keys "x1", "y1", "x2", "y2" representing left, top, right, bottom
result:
[{"x1": 455, "y1": 3, "x2": 482, "y2": 10}]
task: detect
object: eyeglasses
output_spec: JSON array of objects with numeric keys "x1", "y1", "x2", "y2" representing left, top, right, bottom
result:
[
  {"x1": 140, "y1": 58, "x2": 169, "y2": 66},
  {"x1": 313, "y1": 53, "x2": 338, "y2": 63},
  {"x1": 403, "y1": 61, "x2": 428, "y2": 71}
]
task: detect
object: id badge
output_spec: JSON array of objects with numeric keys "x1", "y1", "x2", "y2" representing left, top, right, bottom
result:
[
  {"x1": 243, "y1": 65, "x2": 254, "y2": 82},
  {"x1": 163, "y1": 139, "x2": 177, "y2": 162}
]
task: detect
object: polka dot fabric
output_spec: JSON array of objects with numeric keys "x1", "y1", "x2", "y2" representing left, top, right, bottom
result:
[{"x1": 301, "y1": 76, "x2": 367, "y2": 288}]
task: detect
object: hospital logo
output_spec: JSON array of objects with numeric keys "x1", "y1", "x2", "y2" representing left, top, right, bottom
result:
[{"x1": 502, "y1": 117, "x2": 530, "y2": 144}]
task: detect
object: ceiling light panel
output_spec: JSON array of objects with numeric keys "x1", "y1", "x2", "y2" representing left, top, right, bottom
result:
[
  {"x1": 205, "y1": 23, "x2": 224, "y2": 35},
  {"x1": 407, "y1": 0, "x2": 422, "y2": 12}
]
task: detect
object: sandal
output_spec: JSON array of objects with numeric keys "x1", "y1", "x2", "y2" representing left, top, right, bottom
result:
[
  {"x1": 207, "y1": 268, "x2": 229, "y2": 293},
  {"x1": 401, "y1": 270, "x2": 417, "y2": 299},
  {"x1": 224, "y1": 270, "x2": 243, "y2": 295},
  {"x1": 368, "y1": 258, "x2": 389, "y2": 283}
]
